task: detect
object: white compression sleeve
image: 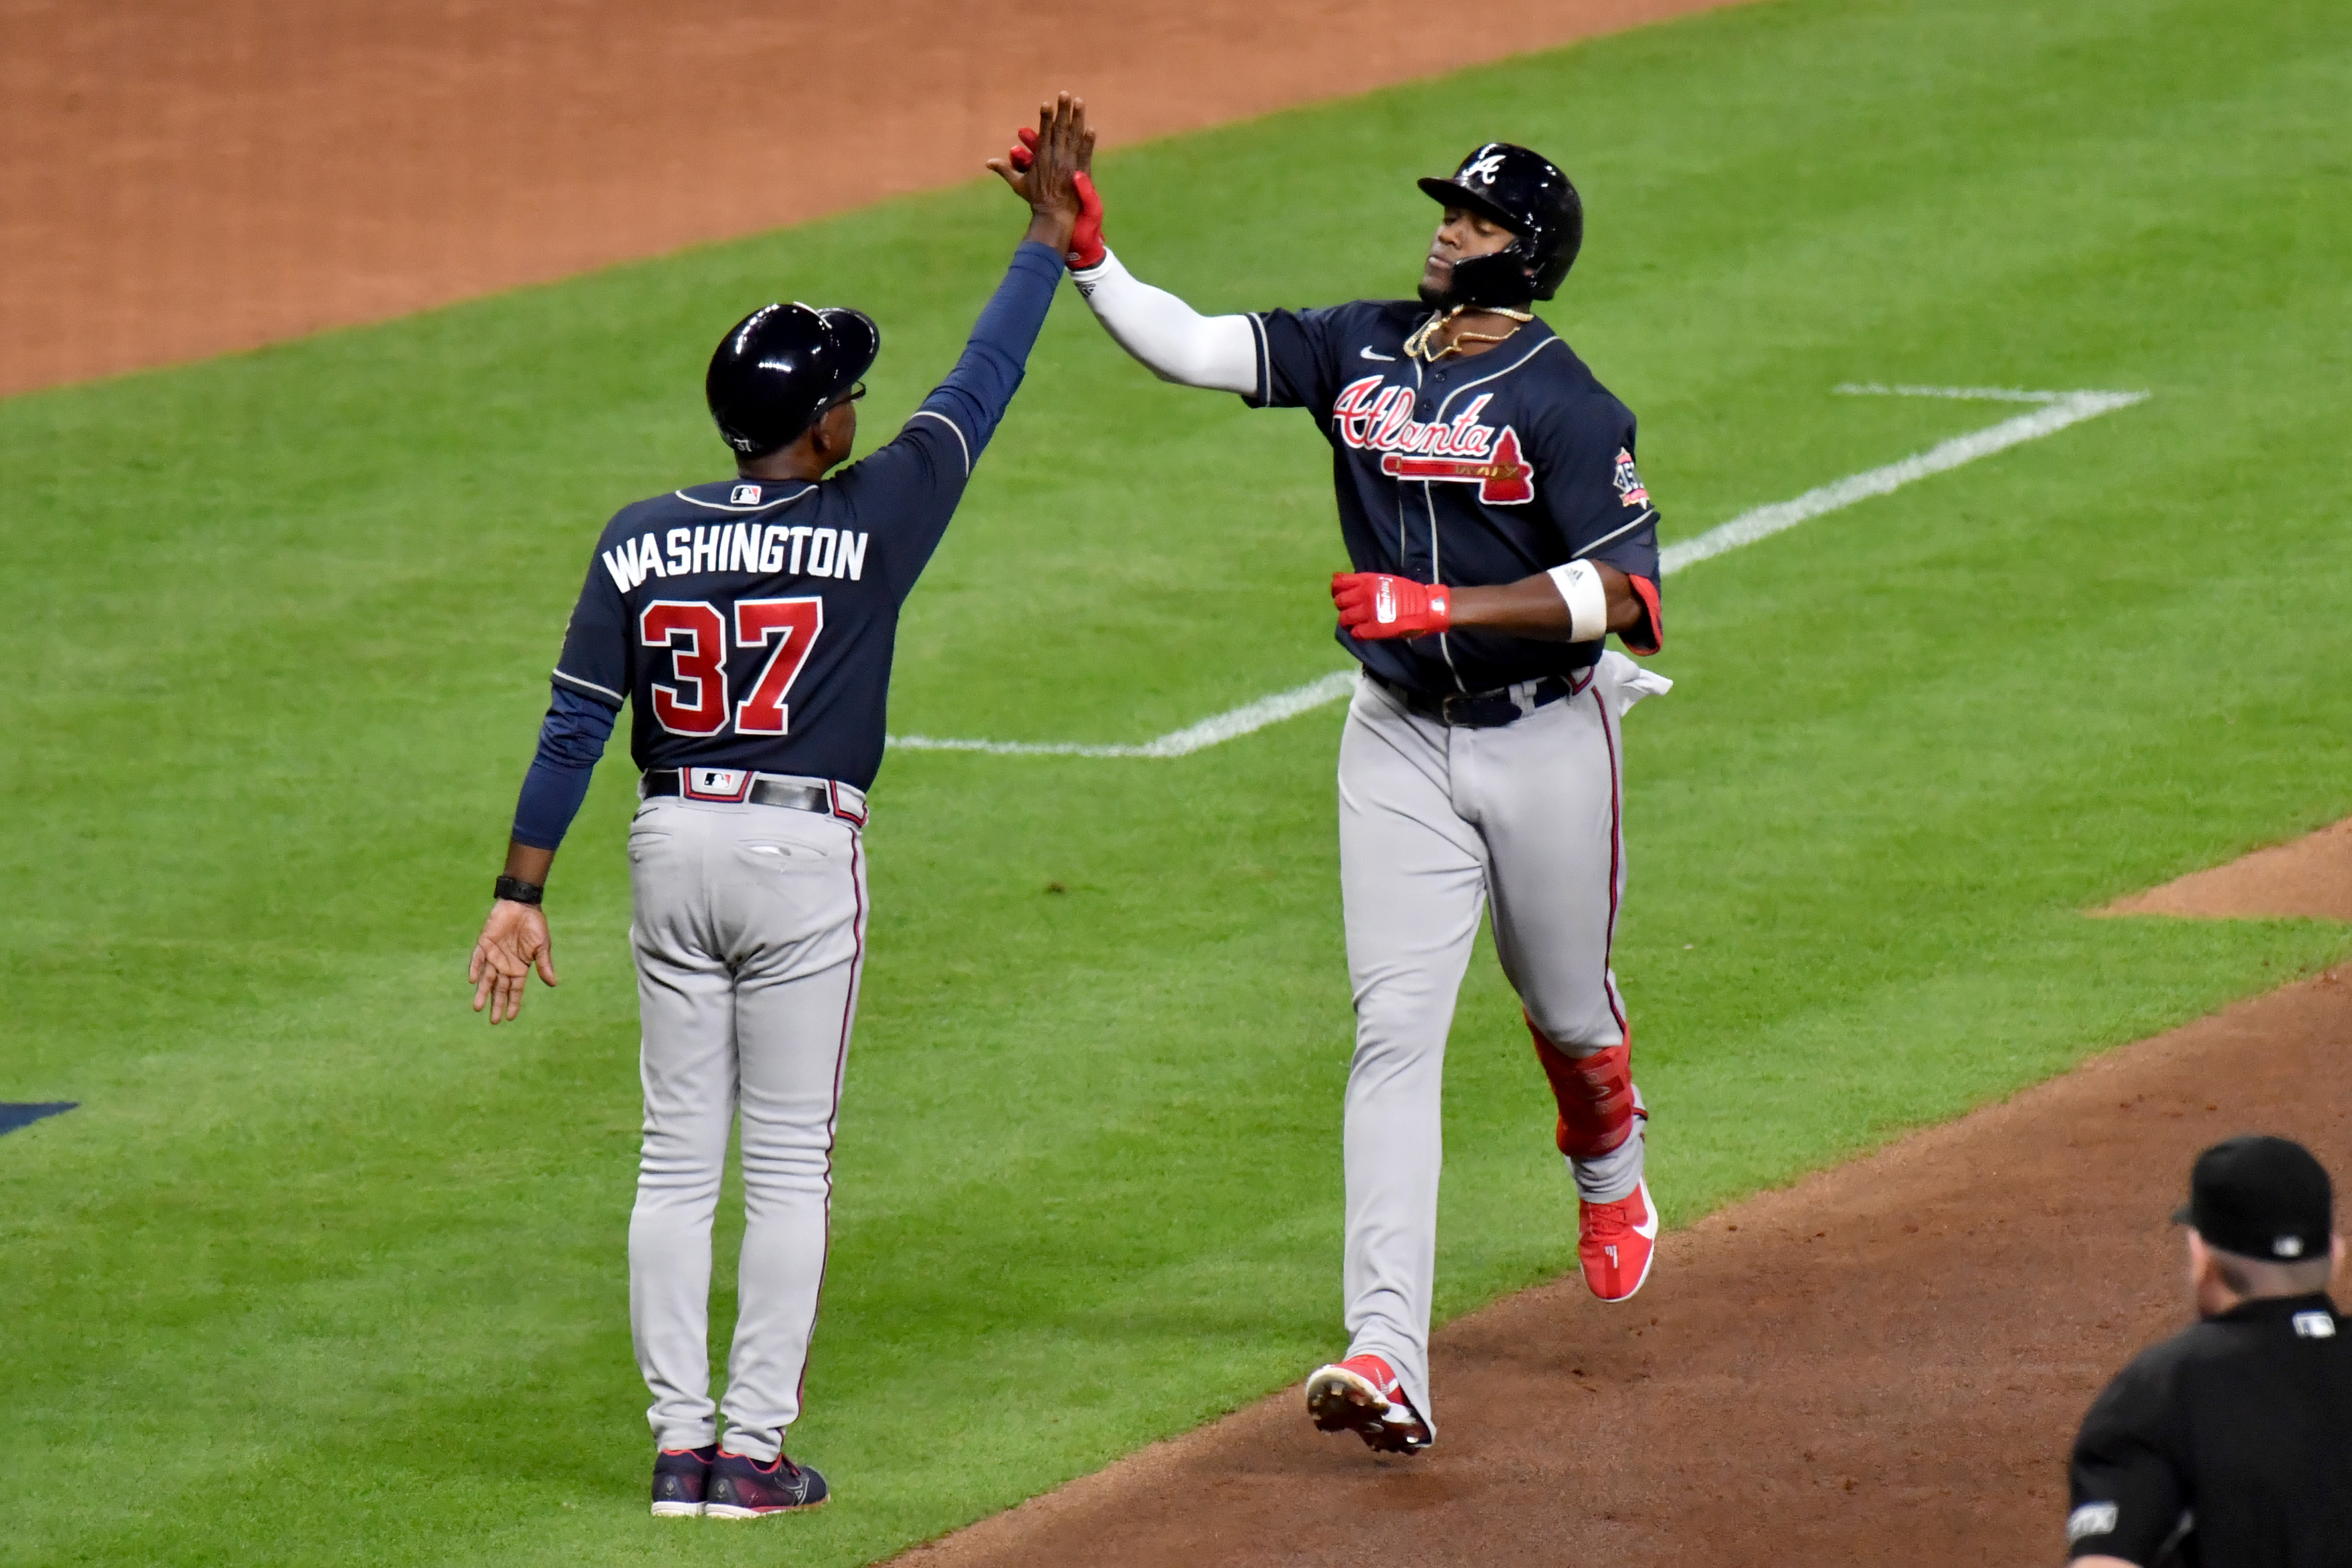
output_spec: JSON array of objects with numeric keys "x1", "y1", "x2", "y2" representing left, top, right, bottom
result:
[
  {"x1": 1069, "y1": 249, "x2": 1260, "y2": 396},
  {"x1": 1546, "y1": 560, "x2": 1610, "y2": 643}
]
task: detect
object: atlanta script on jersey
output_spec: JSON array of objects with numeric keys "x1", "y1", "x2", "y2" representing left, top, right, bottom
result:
[{"x1": 1245, "y1": 300, "x2": 1662, "y2": 695}]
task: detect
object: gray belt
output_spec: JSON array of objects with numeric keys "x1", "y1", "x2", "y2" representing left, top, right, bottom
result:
[{"x1": 640, "y1": 769, "x2": 868, "y2": 825}]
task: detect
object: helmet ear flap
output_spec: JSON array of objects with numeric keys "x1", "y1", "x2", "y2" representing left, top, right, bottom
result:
[
  {"x1": 1444, "y1": 244, "x2": 1541, "y2": 310},
  {"x1": 1531, "y1": 189, "x2": 1583, "y2": 299}
]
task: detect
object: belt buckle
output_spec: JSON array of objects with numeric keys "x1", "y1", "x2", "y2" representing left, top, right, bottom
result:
[
  {"x1": 1438, "y1": 691, "x2": 1471, "y2": 726},
  {"x1": 682, "y1": 767, "x2": 754, "y2": 802}
]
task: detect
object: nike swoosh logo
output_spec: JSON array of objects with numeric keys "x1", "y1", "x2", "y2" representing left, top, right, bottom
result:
[{"x1": 1359, "y1": 346, "x2": 1397, "y2": 361}]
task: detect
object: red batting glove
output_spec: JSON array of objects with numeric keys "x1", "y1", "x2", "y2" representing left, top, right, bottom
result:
[
  {"x1": 1333, "y1": 572, "x2": 1451, "y2": 639},
  {"x1": 1008, "y1": 129, "x2": 1107, "y2": 269},
  {"x1": 1067, "y1": 171, "x2": 1106, "y2": 269}
]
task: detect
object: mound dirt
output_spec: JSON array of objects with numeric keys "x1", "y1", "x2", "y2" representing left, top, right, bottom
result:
[
  {"x1": 2101, "y1": 818, "x2": 2352, "y2": 922},
  {"x1": 1, "y1": 0, "x2": 1736, "y2": 399},
  {"x1": 894, "y1": 964, "x2": 2352, "y2": 1567}
]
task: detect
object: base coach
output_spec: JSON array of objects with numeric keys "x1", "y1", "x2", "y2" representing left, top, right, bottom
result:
[{"x1": 2067, "y1": 1135, "x2": 2351, "y2": 1565}]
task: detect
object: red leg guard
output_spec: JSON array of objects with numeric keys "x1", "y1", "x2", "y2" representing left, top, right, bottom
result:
[{"x1": 1528, "y1": 1017, "x2": 1636, "y2": 1160}]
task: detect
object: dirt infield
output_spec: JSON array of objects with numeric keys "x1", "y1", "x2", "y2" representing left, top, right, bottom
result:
[
  {"x1": 895, "y1": 835, "x2": 2352, "y2": 1567},
  {"x1": 2102, "y1": 818, "x2": 2352, "y2": 922},
  {"x1": 1, "y1": 0, "x2": 1735, "y2": 399}
]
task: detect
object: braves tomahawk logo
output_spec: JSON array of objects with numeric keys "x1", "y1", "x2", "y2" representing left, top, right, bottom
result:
[
  {"x1": 1332, "y1": 376, "x2": 1535, "y2": 505},
  {"x1": 1461, "y1": 146, "x2": 1509, "y2": 185}
]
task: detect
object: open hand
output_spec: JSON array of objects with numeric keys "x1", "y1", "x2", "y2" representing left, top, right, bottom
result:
[
  {"x1": 987, "y1": 91, "x2": 1094, "y2": 256},
  {"x1": 469, "y1": 899, "x2": 559, "y2": 1024}
]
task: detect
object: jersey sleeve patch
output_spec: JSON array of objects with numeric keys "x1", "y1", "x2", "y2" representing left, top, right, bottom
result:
[{"x1": 1612, "y1": 447, "x2": 1650, "y2": 508}]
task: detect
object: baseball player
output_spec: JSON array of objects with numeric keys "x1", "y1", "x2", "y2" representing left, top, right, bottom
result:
[
  {"x1": 464, "y1": 98, "x2": 1093, "y2": 1516},
  {"x1": 1014, "y1": 121, "x2": 1666, "y2": 1452}
]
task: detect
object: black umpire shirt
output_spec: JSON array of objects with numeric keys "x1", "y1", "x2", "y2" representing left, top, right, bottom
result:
[{"x1": 2067, "y1": 1294, "x2": 2352, "y2": 1565}]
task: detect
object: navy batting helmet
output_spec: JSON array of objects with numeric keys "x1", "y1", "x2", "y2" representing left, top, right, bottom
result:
[
  {"x1": 705, "y1": 303, "x2": 881, "y2": 458},
  {"x1": 1417, "y1": 143, "x2": 1583, "y2": 306}
]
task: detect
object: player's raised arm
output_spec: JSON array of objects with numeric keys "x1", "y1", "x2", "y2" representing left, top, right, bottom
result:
[{"x1": 998, "y1": 113, "x2": 1259, "y2": 396}]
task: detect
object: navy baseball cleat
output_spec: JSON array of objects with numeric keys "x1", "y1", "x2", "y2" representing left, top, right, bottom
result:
[
  {"x1": 650, "y1": 1444, "x2": 718, "y2": 1517},
  {"x1": 703, "y1": 1450, "x2": 829, "y2": 1517}
]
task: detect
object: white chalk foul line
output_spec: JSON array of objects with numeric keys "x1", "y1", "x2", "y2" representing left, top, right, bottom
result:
[
  {"x1": 1661, "y1": 387, "x2": 2146, "y2": 574},
  {"x1": 1833, "y1": 382, "x2": 2069, "y2": 404},
  {"x1": 889, "y1": 670, "x2": 1359, "y2": 758},
  {"x1": 889, "y1": 385, "x2": 2147, "y2": 758}
]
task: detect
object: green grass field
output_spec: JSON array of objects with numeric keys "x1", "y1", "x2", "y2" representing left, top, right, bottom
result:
[{"x1": 6, "y1": 0, "x2": 2351, "y2": 1561}]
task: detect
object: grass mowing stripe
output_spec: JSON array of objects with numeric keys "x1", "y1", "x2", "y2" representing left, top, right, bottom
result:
[
  {"x1": 889, "y1": 384, "x2": 2149, "y2": 753},
  {"x1": 4, "y1": 0, "x2": 2350, "y2": 1563},
  {"x1": 1659, "y1": 387, "x2": 2147, "y2": 572},
  {"x1": 889, "y1": 669, "x2": 1359, "y2": 756}
]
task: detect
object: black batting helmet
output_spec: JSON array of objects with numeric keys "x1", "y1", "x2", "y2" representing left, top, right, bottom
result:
[
  {"x1": 1417, "y1": 142, "x2": 1583, "y2": 306},
  {"x1": 705, "y1": 302, "x2": 880, "y2": 458}
]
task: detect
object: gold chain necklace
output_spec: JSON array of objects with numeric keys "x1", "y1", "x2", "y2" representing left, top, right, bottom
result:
[{"x1": 1403, "y1": 305, "x2": 1536, "y2": 364}]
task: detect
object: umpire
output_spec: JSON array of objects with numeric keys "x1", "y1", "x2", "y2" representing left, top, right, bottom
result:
[{"x1": 2068, "y1": 1135, "x2": 2351, "y2": 1565}]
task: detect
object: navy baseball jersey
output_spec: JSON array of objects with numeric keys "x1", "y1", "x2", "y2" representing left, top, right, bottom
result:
[
  {"x1": 507, "y1": 240, "x2": 1064, "y2": 850},
  {"x1": 1245, "y1": 300, "x2": 1662, "y2": 694},
  {"x1": 551, "y1": 442, "x2": 957, "y2": 790}
]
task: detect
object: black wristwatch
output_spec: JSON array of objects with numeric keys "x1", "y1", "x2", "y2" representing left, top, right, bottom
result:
[{"x1": 493, "y1": 874, "x2": 545, "y2": 907}]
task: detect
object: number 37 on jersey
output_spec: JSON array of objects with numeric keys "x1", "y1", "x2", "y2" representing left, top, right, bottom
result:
[{"x1": 638, "y1": 597, "x2": 823, "y2": 738}]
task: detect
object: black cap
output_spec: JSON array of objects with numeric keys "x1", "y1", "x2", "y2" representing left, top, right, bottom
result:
[
  {"x1": 2174, "y1": 1135, "x2": 2334, "y2": 1261},
  {"x1": 705, "y1": 302, "x2": 880, "y2": 458}
]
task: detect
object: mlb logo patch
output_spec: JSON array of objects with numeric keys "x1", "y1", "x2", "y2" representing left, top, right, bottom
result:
[
  {"x1": 729, "y1": 483, "x2": 763, "y2": 506},
  {"x1": 684, "y1": 768, "x2": 752, "y2": 801},
  {"x1": 2293, "y1": 1310, "x2": 2336, "y2": 1339},
  {"x1": 1612, "y1": 448, "x2": 1650, "y2": 508}
]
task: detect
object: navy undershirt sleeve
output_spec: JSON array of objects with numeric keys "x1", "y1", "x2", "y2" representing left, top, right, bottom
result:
[
  {"x1": 916, "y1": 239, "x2": 1064, "y2": 461},
  {"x1": 859, "y1": 238, "x2": 1064, "y2": 601},
  {"x1": 510, "y1": 684, "x2": 621, "y2": 851}
]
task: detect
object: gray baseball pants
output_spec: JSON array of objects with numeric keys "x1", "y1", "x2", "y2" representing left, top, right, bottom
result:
[
  {"x1": 624, "y1": 792, "x2": 866, "y2": 1463},
  {"x1": 1337, "y1": 654, "x2": 1664, "y2": 1434}
]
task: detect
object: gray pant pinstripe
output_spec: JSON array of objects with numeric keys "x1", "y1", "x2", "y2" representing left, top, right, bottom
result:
[
  {"x1": 1336, "y1": 659, "x2": 1657, "y2": 1434},
  {"x1": 623, "y1": 795, "x2": 866, "y2": 1463}
]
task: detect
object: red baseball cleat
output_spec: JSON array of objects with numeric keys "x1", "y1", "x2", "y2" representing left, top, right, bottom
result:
[
  {"x1": 1305, "y1": 1353, "x2": 1433, "y2": 1453},
  {"x1": 1578, "y1": 1177, "x2": 1659, "y2": 1302}
]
